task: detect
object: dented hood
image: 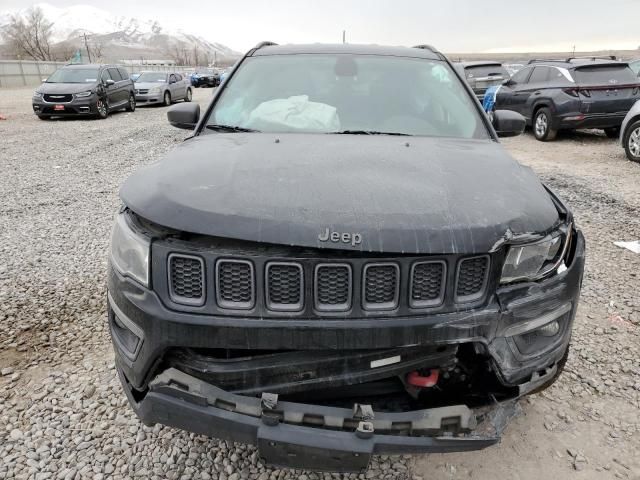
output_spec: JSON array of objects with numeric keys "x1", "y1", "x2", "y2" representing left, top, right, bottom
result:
[{"x1": 120, "y1": 133, "x2": 559, "y2": 254}]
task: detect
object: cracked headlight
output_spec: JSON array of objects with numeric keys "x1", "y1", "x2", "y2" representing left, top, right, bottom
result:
[
  {"x1": 75, "y1": 90, "x2": 93, "y2": 98},
  {"x1": 501, "y1": 225, "x2": 571, "y2": 284},
  {"x1": 110, "y1": 212, "x2": 150, "y2": 287}
]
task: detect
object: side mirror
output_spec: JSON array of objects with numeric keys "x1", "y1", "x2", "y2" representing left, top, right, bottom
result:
[
  {"x1": 167, "y1": 103, "x2": 200, "y2": 129},
  {"x1": 502, "y1": 78, "x2": 514, "y2": 86},
  {"x1": 105, "y1": 79, "x2": 115, "y2": 87},
  {"x1": 42, "y1": 77, "x2": 48, "y2": 82},
  {"x1": 492, "y1": 110, "x2": 526, "y2": 138}
]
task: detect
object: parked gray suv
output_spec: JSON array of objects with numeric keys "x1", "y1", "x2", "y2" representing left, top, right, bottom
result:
[
  {"x1": 32, "y1": 64, "x2": 136, "y2": 119},
  {"x1": 134, "y1": 71, "x2": 193, "y2": 106}
]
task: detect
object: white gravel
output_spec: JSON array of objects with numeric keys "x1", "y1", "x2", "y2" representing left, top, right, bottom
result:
[{"x1": 0, "y1": 87, "x2": 639, "y2": 480}]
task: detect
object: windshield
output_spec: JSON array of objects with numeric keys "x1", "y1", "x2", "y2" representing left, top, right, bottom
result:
[
  {"x1": 208, "y1": 54, "x2": 488, "y2": 138},
  {"x1": 46, "y1": 68, "x2": 99, "y2": 83},
  {"x1": 136, "y1": 72, "x2": 168, "y2": 83},
  {"x1": 574, "y1": 65, "x2": 638, "y2": 85}
]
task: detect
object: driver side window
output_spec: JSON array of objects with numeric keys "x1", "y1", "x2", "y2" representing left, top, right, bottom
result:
[{"x1": 101, "y1": 69, "x2": 112, "y2": 83}]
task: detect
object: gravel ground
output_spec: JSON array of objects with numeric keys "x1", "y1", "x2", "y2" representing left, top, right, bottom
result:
[{"x1": 0, "y1": 87, "x2": 639, "y2": 480}]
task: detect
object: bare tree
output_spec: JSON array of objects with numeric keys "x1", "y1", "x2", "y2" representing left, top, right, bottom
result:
[{"x1": 1, "y1": 7, "x2": 54, "y2": 61}]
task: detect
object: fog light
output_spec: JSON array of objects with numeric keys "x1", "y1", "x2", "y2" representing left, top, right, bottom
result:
[{"x1": 536, "y1": 320, "x2": 560, "y2": 337}]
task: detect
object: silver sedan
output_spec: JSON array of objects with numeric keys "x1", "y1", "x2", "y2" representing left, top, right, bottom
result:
[{"x1": 133, "y1": 72, "x2": 192, "y2": 106}]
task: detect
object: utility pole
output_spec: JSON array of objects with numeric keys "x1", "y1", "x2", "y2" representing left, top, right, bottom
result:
[
  {"x1": 83, "y1": 33, "x2": 92, "y2": 63},
  {"x1": 342, "y1": 30, "x2": 346, "y2": 44}
]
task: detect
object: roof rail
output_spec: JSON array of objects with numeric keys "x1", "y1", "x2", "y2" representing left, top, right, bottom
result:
[
  {"x1": 412, "y1": 44, "x2": 437, "y2": 52},
  {"x1": 527, "y1": 58, "x2": 567, "y2": 65},
  {"x1": 566, "y1": 55, "x2": 617, "y2": 62},
  {"x1": 254, "y1": 41, "x2": 278, "y2": 50}
]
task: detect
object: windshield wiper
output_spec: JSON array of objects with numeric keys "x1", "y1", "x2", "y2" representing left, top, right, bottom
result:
[
  {"x1": 331, "y1": 130, "x2": 412, "y2": 136},
  {"x1": 206, "y1": 124, "x2": 259, "y2": 133}
]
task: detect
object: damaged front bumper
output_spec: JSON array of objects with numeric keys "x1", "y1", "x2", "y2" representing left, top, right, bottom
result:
[
  {"x1": 120, "y1": 366, "x2": 521, "y2": 473},
  {"x1": 107, "y1": 231, "x2": 584, "y2": 471}
]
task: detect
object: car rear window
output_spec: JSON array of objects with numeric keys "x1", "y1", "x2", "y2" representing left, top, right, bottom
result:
[
  {"x1": 574, "y1": 65, "x2": 638, "y2": 85},
  {"x1": 464, "y1": 65, "x2": 509, "y2": 79}
]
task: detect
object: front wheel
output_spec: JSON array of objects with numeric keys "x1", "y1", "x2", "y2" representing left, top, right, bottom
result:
[
  {"x1": 533, "y1": 107, "x2": 557, "y2": 141},
  {"x1": 95, "y1": 98, "x2": 109, "y2": 119},
  {"x1": 126, "y1": 94, "x2": 136, "y2": 112},
  {"x1": 623, "y1": 120, "x2": 640, "y2": 163},
  {"x1": 184, "y1": 88, "x2": 192, "y2": 102},
  {"x1": 163, "y1": 91, "x2": 171, "y2": 106}
]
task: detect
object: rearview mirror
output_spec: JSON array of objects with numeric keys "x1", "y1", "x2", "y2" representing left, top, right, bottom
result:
[
  {"x1": 168, "y1": 103, "x2": 200, "y2": 130},
  {"x1": 492, "y1": 110, "x2": 525, "y2": 137}
]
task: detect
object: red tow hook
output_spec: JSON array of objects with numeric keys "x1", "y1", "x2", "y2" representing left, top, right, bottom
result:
[{"x1": 407, "y1": 369, "x2": 439, "y2": 388}]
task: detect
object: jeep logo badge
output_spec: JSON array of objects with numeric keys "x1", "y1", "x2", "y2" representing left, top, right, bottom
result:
[{"x1": 318, "y1": 228, "x2": 362, "y2": 247}]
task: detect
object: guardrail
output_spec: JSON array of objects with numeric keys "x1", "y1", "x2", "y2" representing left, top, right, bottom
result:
[{"x1": 0, "y1": 60, "x2": 196, "y2": 87}]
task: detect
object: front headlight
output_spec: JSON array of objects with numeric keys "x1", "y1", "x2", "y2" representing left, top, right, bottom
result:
[
  {"x1": 501, "y1": 225, "x2": 571, "y2": 284},
  {"x1": 149, "y1": 87, "x2": 161, "y2": 94},
  {"x1": 75, "y1": 90, "x2": 93, "y2": 98},
  {"x1": 33, "y1": 91, "x2": 42, "y2": 98},
  {"x1": 110, "y1": 212, "x2": 150, "y2": 287}
]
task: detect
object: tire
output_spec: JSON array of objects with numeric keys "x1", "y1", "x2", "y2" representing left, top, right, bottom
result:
[
  {"x1": 163, "y1": 91, "x2": 171, "y2": 106},
  {"x1": 533, "y1": 107, "x2": 557, "y2": 141},
  {"x1": 125, "y1": 93, "x2": 136, "y2": 112},
  {"x1": 184, "y1": 88, "x2": 192, "y2": 102},
  {"x1": 623, "y1": 119, "x2": 640, "y2": 163},
  {"x1": 604, "y1": 127, "x2": 620, "y2": 139},
  {"x1": 95, "y1": 98, "x2": 109, "y2": 119}
]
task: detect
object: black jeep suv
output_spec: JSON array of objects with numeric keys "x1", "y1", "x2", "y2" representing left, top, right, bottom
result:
[
  {"x1": 494, "y1": 57, "x2": 640, "y2": 141},
  {"x1": 32, "y1": 64, "x2": 136, "y2": 119},
  {"x1": 108, "y1": 42, "x2": 585, "y2": 473}
]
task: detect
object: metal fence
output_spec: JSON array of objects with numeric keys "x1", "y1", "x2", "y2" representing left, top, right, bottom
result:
[{"x1": 0, "y1": 60, "x2": 195, "y2": 88}]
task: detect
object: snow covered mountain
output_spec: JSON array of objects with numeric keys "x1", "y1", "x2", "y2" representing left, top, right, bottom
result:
[{"x1": 0, "y1": 3, "x2": 240, "y2": 63}]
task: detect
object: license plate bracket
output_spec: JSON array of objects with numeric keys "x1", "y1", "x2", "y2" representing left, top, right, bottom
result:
[{"x1": 257, "y1": 424, "x2": 372, "y2": 473}]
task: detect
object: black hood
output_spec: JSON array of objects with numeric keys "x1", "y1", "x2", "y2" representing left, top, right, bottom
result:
[
  {"x1": 37, "y1": 82, "x2": 97, "y2": 94},
  {"x1": 120, "y1": 134, "x2": 560, "y2": 254}
]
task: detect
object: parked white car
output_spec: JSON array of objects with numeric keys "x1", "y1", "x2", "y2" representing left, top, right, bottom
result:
[{"x1": 620, "y1": 100, "x2": 640, "y2": 162}]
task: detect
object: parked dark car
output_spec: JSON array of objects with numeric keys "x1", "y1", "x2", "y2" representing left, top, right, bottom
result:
[
  {"x1": 191, "y1": 68, "x2": 220, "y2": 87},
  {"x1": 32, "y1": 64, "x2": 136, "y2": 119},
  {"x1": 494, "y1": 57, "x2": 640, "y2": 141},
  {"x1": 134, "y1": 71, "x2": 192, "y2": 106},
  {"x1": 454, "y1": 61, "x2": 510, "y2": 100},
  {"x1": 108, "y1": 42, "x2": 584, "y2": 473}
]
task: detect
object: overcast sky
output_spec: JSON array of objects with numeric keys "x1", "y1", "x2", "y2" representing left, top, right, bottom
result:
[{"x1": 3, "y1": 0, "x2": 640, "y2": 53}]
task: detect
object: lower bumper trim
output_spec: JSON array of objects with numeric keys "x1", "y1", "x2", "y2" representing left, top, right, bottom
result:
[{"x1": 124, "y1": 367, "x2": 511, "y2": 472}]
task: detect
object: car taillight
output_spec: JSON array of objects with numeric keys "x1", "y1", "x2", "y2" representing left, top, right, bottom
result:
[{"x1": 563, "y1": 88, "x2": 579, "y2": 98}]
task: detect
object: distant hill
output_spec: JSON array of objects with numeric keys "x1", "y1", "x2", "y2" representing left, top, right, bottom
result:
[{"x1": 0, "y1": 3, "x2": 241, "y2": 65}]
